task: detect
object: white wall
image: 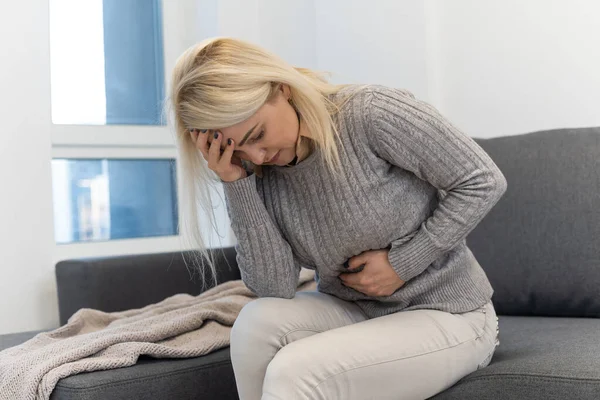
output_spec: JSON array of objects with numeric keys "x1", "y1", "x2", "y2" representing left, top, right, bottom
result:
[
  {"x1": 314, "y1": 0, "x2": 600, "y2": 138},
  {"x1": 315, "y1": 1, "x2": 431, "y2": 101},
  {"x1": 0, "y1": 0, "x2": 56, "y2": 334},
  {"x1": 429, "y1": 0, "x2": 600, "y2": 137},
  {"x1": 202, "y1": 0, "x2": 317, "y2": 67}
]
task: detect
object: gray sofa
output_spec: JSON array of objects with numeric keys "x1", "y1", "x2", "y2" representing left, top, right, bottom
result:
[{"x1": 1, "y1": 127, "x2": 599, "y2": 399}]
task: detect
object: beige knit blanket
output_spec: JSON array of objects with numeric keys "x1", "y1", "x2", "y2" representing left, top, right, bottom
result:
[{"x1": 0, "y1": 269, "x2": 317, "y2": 400}]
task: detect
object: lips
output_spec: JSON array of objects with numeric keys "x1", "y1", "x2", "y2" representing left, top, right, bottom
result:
[{"x1": 268, "y1": 151, "x2": 280, "y2": 163}]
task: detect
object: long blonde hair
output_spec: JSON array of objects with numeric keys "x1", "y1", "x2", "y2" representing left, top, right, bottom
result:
[{"x1": 167, "y1": 37, "x2": 359, "y2": 287}]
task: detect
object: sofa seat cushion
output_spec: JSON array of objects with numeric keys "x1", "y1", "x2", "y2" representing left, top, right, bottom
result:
[
  {"x1": 1, "y1": 331, "x2": 238, "y2": 400},
  {"x1": 0, "y1": 330, "x2": 48, "y2": 352},
  {"x1": 50, "y1": 349, "x2": 238, "y2": 400},
  {"x1": 5, "y1": 316, "x2": 600, "y2": 399},
  {"x1": 431, "y1": 316, "x2": 600, "y2": 399}
]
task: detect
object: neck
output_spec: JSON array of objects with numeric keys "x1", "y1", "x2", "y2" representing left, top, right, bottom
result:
[{"x1": 294, "y1": 118, "x2": 313, "y2": 164}]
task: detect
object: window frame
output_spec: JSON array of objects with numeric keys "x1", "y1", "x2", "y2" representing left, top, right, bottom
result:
[{"x1": 50, "y1": 0, "x2": 234, "y2": 262}]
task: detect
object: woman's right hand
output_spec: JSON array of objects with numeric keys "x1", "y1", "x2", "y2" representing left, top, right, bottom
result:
[{"x1": 190, "y1": 129, "x2": 248, "y2": 183}]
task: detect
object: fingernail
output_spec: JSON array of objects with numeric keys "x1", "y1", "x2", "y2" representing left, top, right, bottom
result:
[
  {"x1": 227, "y1": 138, "x2": 232, "y2": 146},
  {"x1": 343, "y1": 261, "x2": 349, "y2": 268},
  {"x1": 189, "y1": 128, "x2": 194, "y2": 133},
  {"x1": 200, "y1": 129, "x2": 207, "y2": 133},
  {"x1": 214, "y1": 132, "x2": 219, "y2": 139}
]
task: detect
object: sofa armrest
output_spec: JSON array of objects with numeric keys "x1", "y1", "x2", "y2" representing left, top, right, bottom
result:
[{"x1": 55, "y1": 247, "x2": 240, "y2": 325}]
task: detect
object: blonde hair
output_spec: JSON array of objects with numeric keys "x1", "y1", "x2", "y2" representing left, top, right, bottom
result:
[{"x1": 167, "y1": 37, "x2": 360, "y2": 288}]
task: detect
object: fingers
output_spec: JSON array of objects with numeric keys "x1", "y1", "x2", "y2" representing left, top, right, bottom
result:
[
  {"x1": 207, "y1": 130, "x2": 224, "y2": 170},
  {"x1": 189, "y1": 127, "x2": 247, "y2": 182},
  {"x1": 190, "y1": 128, "x2": 199, "y2": 142},
  {"x1": 218, "y1": 136, "x2": 236, "y2": 169},
  {"x1": 345, "y1": 254, "x2": 368, "y2": 270},
  {"x1": 344, "y1": 263, "x2": 366, "y2": 273},
  {"x1": 339, "y1": 261, "x2": 368, "y2": 291},
  {"x1": 340, "y1": 278, "x2": 365, "y2": 294},
  {"x1": 189, "y1": 128, "x2": 223, "y2": 158},
  {"x1": 340, "y1": 271, "x2": 375, "y2": 296},
  {"x1": 339, "y1": 273, "x2": 355, "y2": 286},
  {"x1": 190, "y1": 128, "x2": 210, "y2": 158},
  {"x1": 339, "y1": 269, "x2": 365, "y2": 286}
]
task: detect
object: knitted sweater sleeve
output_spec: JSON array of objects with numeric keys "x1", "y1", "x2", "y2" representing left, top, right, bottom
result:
[
  {"x1": 222, "y1": 173, "x2": 301, "y2": 298},
  {"x1": 364, "y1": 85, "x2": 508, "y2": 282}
]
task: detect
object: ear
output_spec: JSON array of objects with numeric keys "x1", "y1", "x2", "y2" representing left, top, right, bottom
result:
[{"x1": 280, "y1": 83, "x2": 292, "y2": 100}]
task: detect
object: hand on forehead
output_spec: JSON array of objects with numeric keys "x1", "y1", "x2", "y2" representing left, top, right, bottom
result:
[{"x1": 207, "y1": 129, "x2": 227, "y2": 150}]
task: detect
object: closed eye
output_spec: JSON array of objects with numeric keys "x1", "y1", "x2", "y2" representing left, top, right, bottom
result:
[{"x1": 250, "y1": 130, "x2": 265, "y2": 143}]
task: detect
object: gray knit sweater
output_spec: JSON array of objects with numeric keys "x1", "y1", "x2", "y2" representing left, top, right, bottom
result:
[{"x1": 222, "y1": 84, "x2": 507, "y2": 318}]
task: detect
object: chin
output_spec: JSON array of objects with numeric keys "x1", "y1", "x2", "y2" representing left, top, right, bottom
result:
[
  {"x1": 280, "y1": 149, "x2": 296, "y2": 165},
  {"x1": 267, "y1": 149, "x2": 289, "y2": 165}
]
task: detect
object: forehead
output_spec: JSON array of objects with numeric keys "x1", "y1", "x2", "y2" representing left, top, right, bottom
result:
[{"x1": 218, "y1": 107, "x2": 263, "y2": 141}]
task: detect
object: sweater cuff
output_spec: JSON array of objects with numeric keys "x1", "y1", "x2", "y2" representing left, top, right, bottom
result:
[
  {"x1": 222, "y1": 173, "x2": 269, "y2": 226},
  {"x1": 387, "y1": 227, "x2": 444, "y2": 282}
]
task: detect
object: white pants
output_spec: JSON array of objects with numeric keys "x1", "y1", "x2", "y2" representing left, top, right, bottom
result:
[{"x1": 230, "y1": 291, "x2": 499, "y2": 400}]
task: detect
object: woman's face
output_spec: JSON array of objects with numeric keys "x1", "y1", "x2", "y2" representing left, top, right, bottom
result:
[{"x1": 206, "y1": 85, "x2": 300, "y2": 166}]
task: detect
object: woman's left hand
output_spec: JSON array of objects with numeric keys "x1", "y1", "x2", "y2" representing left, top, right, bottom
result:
[{"x1": 339, "y1": 249, "x2": 406, "y2": 296}]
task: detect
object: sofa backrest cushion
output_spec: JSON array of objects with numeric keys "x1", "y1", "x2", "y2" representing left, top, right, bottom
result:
[{"x1": 470, "y1": 127, "x2": 600, "y2": 317}]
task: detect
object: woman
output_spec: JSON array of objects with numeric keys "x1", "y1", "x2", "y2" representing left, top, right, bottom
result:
[{"x1": 170, "y1": 37, "x2": 506, "y2": 400}]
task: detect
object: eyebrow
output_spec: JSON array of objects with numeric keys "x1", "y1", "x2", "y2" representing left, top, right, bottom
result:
[{"x1": 237, "y1": 123, "x2": 259, "y2": 147}]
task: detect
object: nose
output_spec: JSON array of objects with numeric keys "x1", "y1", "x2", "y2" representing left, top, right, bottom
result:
[{"x1": 246, "y1": 147, "x2": 267, "y2": 165}]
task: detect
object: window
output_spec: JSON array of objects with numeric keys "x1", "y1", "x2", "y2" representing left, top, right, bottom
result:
[
  {"x1": 49, "y1": 0, "x2": 165, "y2": 125},
  {"x1": 49, "y1": 0, "x2": 234, "y2": 260},
  {"x1": 52, "y1": 158, "x2": 178, "y2": 244}
]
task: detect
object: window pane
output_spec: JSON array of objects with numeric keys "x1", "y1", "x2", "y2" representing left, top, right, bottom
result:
[
  {"x1": 52, "y1": 159, "x2": 178, "y2": 244},
  {"x1": 49, "y1": 0, "x2": 165, "y2": 125}
]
